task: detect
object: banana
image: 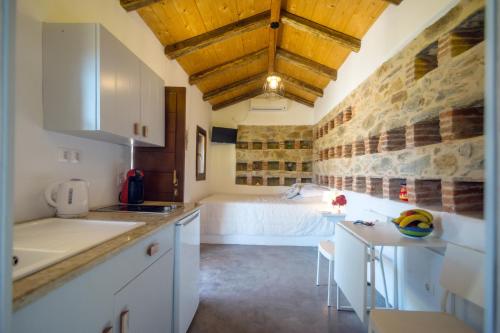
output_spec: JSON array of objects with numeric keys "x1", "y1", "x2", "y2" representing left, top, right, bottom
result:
[
  {"x1": 412, "y1": 209, "x2": 434, "y2": 223},
  {"x1": 417, "y1": 222, "x2": 431, "y2": 229},
  {"x1": 399, "y1": 214, "x2": 429, "y2": 228},
  {"x1": 392, "y1": 216, "x2": 405, "y2": 224}
]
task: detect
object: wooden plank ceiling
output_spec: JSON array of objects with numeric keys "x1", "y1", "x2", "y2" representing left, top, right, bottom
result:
[{"x1": 121, "y1": 0, "x2": 397, "y2": 110}]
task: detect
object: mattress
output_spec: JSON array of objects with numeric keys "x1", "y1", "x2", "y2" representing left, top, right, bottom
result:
[{"x1": 199, "y1": 194, "x2": 335, "y2": 237}]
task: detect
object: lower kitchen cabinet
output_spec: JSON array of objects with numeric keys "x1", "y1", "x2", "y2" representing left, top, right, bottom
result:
[
  {"x1": 114, "y1": 250, "x2": 173, "y2": 333},
  {"x1": 13, "y1": 224, "x2": 175, "y2": 333}
]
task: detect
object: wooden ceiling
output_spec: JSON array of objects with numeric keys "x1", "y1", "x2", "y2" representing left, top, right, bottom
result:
[{"x1": 121, "y1": 0, "x2": 399, "y2": 110}]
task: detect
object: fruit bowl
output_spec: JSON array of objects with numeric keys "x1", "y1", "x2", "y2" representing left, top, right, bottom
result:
[
  {"x1": 397, "y1": 224, "x2": 433, "y2": 238},
  {"x1": 392, "y1": 209, "x2": 434, "y2": 238}
]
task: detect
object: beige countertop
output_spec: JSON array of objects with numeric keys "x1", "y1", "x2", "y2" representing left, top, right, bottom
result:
[{"x1": 12, "y1": 202, "x2": 201, "y2": 311}]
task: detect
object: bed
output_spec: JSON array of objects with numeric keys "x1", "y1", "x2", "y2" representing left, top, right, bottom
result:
[{"x1": 199, "y1": 193, "x2": 338, "y2": 246}]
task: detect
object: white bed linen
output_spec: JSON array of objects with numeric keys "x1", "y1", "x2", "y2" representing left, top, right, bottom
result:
[{"x1": 199, "y1": 194, "x2": 335, "y2": 239}]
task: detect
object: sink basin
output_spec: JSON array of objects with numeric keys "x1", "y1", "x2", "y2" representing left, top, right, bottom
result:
[{"x1": 13, "y1": 218, "x2": 145, "y2": 280}]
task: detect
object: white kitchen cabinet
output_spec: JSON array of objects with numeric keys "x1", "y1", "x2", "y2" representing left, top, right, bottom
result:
[
  {"x1": 114, "y1": 250, "x2": 174, "y2": 333},
  {"x1": 42, "y1": 23, "x2": 164, "y2": 146},
  {"x1": 13, "y1": 223, "x2": 175, "y2": 333},
  {"x1": 137, "y1": 62, "x2": 165, "y2": 147}
]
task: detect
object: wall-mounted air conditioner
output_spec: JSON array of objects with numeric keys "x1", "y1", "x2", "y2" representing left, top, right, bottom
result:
[{"x1": 250, "y1": 97, "x2": 288, "y2": 112}]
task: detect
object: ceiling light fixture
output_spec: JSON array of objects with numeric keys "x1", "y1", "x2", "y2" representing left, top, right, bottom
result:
[
  {"x1": 263, "y1": 19, "x2": 284, "y2": 99},
  {"x1": 263, "y1": 74, "x2": 285, "y2": 99}
]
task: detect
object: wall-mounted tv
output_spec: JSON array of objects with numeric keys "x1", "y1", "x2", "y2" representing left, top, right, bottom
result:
[{"x1": 211, "y1": 127, "x2": 237, "y2": 144}]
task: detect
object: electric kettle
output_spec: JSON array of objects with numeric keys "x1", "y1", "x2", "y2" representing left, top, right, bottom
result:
[{"x1": 45, "y1": 179, "x2": 89, "y2": 218}]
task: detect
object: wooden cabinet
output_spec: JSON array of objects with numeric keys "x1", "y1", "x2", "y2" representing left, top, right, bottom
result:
[
  {"x1": 13, "y1": 224, "x2": 175, "y2": 333},
  {"x1": 43, "y1": 23, "x2": 164, "y2": 146}
]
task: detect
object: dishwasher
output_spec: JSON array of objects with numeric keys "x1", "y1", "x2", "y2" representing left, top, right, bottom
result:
[{"x1": 174, "y1": 210, "x2": 200, "y2": 333}]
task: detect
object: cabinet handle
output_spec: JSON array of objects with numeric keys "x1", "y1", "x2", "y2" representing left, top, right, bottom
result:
[
  {"x1": 133, "y1": 123, "x2": 140, "y2": 135},
  {"x1": 173, "y1": 169, "x2": 178, "y2": 186},
  {"x1": 102, "y1": 326, "x2": 113, "y2": 333},
  {"x1": 147, "y1": 242, "x2": 160, "y2": 257},
  {"x1": 120, "y1": 310, "x2": 129, "y2": 333},
  {"x1": 142, "y1": 125, "x2": 148, "y2": 138}
]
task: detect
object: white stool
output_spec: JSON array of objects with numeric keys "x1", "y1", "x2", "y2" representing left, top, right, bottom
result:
[
  {"x1": 316, "y1": 240, "x2": 335, "y2": 306},
  {"x1": 316, "y1": 240, "x2": 390, "y2": 308}
]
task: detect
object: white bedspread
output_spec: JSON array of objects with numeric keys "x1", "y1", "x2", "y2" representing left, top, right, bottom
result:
[{"x1": 199, "y1": 194, "x2": 335, "y2": 238}]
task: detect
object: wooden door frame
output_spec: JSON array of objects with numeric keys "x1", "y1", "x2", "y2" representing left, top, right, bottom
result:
[
  {"x1": 0, "y1": 0, "x2": 15, "y2": 331},
  {"x1": 170, "y1": 86, "x2": 186, "y2": 202}
]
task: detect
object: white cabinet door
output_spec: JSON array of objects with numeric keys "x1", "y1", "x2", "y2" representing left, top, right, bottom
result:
[
  {"x1": 99, "y1": 27, "x2": 140, "y2": 139},
  {"x1": 13, "y1": 259, "x2": 115, "y2": 333},
  {"x1": 138, "y1": 63, "x2": 165, "y2": 146},
  {"x1": 114, "y1": 249, "x2": 174, "y2": 333}
]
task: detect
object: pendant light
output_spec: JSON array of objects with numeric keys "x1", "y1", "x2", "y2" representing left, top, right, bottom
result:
[{"x1": 263, "y1": 18, "x2": 285, "y2": 99}]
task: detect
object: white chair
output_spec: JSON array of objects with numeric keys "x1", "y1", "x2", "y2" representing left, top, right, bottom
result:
[
  {"x1": 316, "y1": 240, "x2": 389, "y2": 308},
  {"x1": 369, "y1": 243, "x2": 484, "y2": 333}
]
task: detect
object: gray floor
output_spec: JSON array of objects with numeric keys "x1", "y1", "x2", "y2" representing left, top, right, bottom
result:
[{"x1": 188, "y1": 244, "x2": 379, "y2": 333}]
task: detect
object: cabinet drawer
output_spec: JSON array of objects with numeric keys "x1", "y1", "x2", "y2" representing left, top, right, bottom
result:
[{"x1": 111, "y1": 223, "x2": 174, "y2": 291}]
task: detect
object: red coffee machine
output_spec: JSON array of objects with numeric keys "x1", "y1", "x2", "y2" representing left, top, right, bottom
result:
[{"x1": 119, "y1": 169, "x2": 145, "y2": 204}]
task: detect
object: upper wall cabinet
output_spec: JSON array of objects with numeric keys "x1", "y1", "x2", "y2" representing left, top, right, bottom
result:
[{"x1": 42, "y1": 23, "x2": 165, "y2": 147}]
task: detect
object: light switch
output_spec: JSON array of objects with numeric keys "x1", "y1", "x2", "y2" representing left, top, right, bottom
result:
[{"x1": 69, "y1": 150, "x2": 81, "y2": 163}]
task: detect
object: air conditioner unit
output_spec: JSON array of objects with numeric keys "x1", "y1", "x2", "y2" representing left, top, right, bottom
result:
[{"x1": 250, "y1": 97, "x2": 288, "y2": 112}]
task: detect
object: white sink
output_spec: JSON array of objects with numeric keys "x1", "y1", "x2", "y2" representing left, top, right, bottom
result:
[{"x1": 13, "y1": 218, "x2": 145, "y2": 280}]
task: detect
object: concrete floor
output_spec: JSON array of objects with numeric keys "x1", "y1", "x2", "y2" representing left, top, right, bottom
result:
[{"x1": 188, "y1": 244, "x2": 379, "y2": 333}]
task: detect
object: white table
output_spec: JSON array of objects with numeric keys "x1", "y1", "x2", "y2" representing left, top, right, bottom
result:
[{"x1": 334, "y1": 221, "x2": 446, "y2": 324}]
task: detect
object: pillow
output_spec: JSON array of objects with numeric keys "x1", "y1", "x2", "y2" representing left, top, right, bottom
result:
[{"x1": 284, "y1": 184, "x2": 302, "y2": 199}]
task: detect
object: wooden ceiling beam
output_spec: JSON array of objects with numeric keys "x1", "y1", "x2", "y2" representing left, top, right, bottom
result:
[
  {"x1": 203, "y1": 72, "x2": 267, "y2": 101},
  {"x1": 120, "y1": 0, "x2": 162, "y2": 12},
  {"x1": 212, "y1": 89, "x2": 263, "y2": 111},
  {"x1": 164, "y1": 11, "x2": 270, "y2": 59},
  {"x1": 281, "y1": 11, "x2": 361, "y2": 52},
  {"x1": 203, "y1": 70, "x2": 323, "y2": 101},
  {"x1": 384, "y1": 0, "x2": 403, "y2": 5},
  {"x1": 268, "y1": 0, "x2": 282, "y2": 73},
  {"x1": 276, "y1": 48, "x2": 337, "y2": 80},
  {"x1": 189, "y1": 48, "x2": 267, "y2": 85},
  {"x1": 212, "y1": 89, "x2": 314, "y2": 111},
  {"x1": 277, "y1": 72, "x2": 323, "y2": 97},
  {"x1": 284, "y1": 92, "x2": 315, "y2": 108}
]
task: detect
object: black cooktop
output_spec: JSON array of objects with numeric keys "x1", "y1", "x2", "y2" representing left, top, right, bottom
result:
[{"x1": 95, "y1": 204, "x2": 179, "y2": 214}]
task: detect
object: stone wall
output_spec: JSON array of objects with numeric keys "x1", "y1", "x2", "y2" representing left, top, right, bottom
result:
[
  {"x1": 313, "y1": 0, "x2": 485, "y2": 217},
  {"x1": 235, "y1": 125, "x2": 313, "y2": 186}
]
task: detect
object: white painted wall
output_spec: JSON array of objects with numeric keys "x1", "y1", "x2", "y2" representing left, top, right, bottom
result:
[
  {"x1": 314, "y1": 0, "x2": 459, "y2": 122},
  {"x1": 14, "y1": 0, "x2": 211, "y2": 222},
  {"x1": 209, "y1": 99, "x2": 314, "y2": 195}
]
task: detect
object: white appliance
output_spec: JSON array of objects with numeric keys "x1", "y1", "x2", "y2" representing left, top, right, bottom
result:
[
  {"x1": 250, "y1": 97, "x2": 288, "y2": 112},
  {"x1": 173, "y1": 210, "x2": 200, "y2": 333},
  {"x1": 44, "y1": 179, "x2": 89, "y2": 218}
]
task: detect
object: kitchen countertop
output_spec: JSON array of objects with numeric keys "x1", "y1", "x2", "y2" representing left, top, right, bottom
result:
[{"x1": 12, "y1": 202, "x2": 201, "y2": 311}]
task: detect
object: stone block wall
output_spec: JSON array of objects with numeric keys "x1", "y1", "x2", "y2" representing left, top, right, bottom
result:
[
  {"x1": 313, "y1": 0, "x2": 485, "y2": 218},
  {"x1": 236, "y1": 125, "x2": 313, "y2": 186}
]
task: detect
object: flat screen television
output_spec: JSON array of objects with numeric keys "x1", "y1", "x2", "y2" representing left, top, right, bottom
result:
[{"x1": 211, "y1": 127, "x2": 237, "y2": 144}]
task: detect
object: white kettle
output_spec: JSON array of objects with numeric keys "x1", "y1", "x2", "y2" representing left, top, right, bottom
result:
[{"x1": 45, "y1": 179, "x2": 89, "y2": 218}]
